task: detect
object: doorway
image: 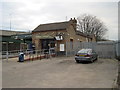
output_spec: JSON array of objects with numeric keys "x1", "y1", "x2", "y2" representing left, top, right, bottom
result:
[{"x1": 41, "y1": 39, "x2": 55, "y2": 50}]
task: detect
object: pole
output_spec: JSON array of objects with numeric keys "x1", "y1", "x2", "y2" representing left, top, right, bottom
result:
[
  {"x1": 66, "y1": 16, "x2": 67, "y2": 21},
  {"x1": 66, "y1": 42, "x2": 67, "y2": 57},
  {"x1": 49, "y1": 42, "x2": 51, "y2": 59},
  {"x1": 9, "y1": 14, "x2": 12, "y2": 31},
  {"x1": 6, "y1": 42, "x2": 8, "y2": 61}
]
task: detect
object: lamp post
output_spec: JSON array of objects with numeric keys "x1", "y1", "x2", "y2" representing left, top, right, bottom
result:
[
  {"x1": 6, "y1": 42, "x2": 8, "y2": 61},
  {"x1": 9, "y1": 14, "x2": 12, "y2": 31}
]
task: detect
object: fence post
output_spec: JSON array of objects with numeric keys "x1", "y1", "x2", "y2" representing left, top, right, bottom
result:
[
  {"x1": 118, "y1": 61, "x2": 120, "y2": 89},
  {"x1": 49, "y1": 45, "x2": 51, "y2": 59},
  {"x1": 113, "y1": 42, "x2": 116, "y2": 59},
  {"x1": 6, "y1": 51, "x2": 8, "y2": 61},
  {"x1": 29, "y1": 52, "x2": 31, "y2": 61},
  {"x1": 40, "y1": 50, "x2": 41, "y2": 60},
  {"x1": 66, "y1": 42, "x2": 68, "y2": 57}
]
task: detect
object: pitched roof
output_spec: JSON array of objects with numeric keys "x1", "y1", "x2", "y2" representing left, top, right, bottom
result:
[
  {"x1": 0, "y1": 30, "x2": 28, "y2": 36},
  {"x1": 76, "y1": 31, "x2": 94, "y2": 38},
  {"x1": 33, "y1": 21, "x2": 69, "y2": 32}
]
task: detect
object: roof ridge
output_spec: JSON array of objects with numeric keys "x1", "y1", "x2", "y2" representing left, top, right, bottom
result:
[
  {"x1": 33, "y1": 20, "x2": 69, "y2": 32},
  {"x1": 0, "y1": 30, "x2": 27, "y2": 33},
  {"x1": 39, "y1": 21, "x2": 69, "y2": 26}
]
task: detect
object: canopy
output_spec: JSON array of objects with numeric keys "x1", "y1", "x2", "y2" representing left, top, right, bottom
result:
[
  {"x1": 2, "y1": 36, "x2": 31, "y2": 44},
  {"x1": 2, "y1": 36, "x2": 24, "y2": 43},
  {"x1": 12, "y1": 34, "x2": 32, "y2": 39},
  {"x1": 36, "y1": 35, "x2": 54, "y2": 39}
]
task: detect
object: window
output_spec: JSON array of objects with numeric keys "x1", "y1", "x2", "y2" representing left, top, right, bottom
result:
[{"x1": 70, "y1": 39, "x2": 73, "y2": 49}]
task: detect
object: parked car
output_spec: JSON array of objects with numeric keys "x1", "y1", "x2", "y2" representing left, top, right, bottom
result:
[{"x1": 75, "y1": 49, "x2": 98, "y2": 63}]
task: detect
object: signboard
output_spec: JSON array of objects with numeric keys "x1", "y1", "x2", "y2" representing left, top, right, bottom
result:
[
  {"x1": 60, "y1": 44, "x2": 64, "y2": 51},
  {"x1": 55, "y1": 36, "x2": 63, "y2": 40}
]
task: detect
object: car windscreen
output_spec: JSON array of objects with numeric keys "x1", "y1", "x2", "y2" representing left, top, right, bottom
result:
[{"x1": 78, "y1": 49, "x2": 92, "y2": 54}]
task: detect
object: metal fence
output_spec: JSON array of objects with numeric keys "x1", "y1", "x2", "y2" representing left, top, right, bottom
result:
[
  {"x1": 1, "y1": 41, "x2": 119, "y2": 60},
  {"x1": 1, "y1": 49, "x2": 56, "y2": 61},
  {"x1": 66, "y1": 41, "x2": 116, "y2": 59},
  {"x1": 115, "y1": 40, "x2": 120, "y2": 59}
]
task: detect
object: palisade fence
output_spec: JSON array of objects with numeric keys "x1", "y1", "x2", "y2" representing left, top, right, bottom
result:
[
  {"x1": 116, "y1": 40, "x2": 120, "y2": 59},
  {"x1": 66, "y1": 41, "x2": 116, "y2": 59}
]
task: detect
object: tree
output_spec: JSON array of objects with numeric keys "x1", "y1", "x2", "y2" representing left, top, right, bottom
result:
[{"x1": 77, "y1": 14, "x2": 108, "y2": 41}]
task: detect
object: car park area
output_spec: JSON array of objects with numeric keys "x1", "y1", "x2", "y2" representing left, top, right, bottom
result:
[{"x1": 2, "y1": 57, "x2": 118, "y2": 88}]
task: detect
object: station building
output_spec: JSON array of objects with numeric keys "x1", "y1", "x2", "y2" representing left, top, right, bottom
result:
[{"x1": 32, "y1": 18, "x2": 96, "y2": 55}]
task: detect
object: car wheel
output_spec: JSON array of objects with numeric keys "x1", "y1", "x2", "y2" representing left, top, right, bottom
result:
[
  {"x1": 76, "y1": 60, "x2": 79, "y2": 63},
  {"x1": 95, "y1": 57, "x2": 98, "y2": 61},
  {"x1": 91, "y1": 59, "x2": 94, "y2": 63}
]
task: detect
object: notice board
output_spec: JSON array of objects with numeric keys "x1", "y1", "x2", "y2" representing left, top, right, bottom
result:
[{"x1": 60, "y1": 44, "x2": 64, "y2": 51}]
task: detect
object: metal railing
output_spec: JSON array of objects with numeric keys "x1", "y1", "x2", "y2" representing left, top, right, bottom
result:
[{"x1": 1, "y1": 48, "x2": 56, "y2": 61}]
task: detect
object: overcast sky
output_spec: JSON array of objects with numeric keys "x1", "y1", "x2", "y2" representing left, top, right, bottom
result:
[{"x1": 0, "y1": 0, "x2": 119, "y2": 40}]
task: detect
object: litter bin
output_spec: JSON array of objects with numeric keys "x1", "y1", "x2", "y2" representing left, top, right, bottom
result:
[{"x1": 18, "y1": 52, "x2": 24, "y2": 62}]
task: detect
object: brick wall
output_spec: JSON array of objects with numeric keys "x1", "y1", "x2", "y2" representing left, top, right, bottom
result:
[{"x1": 32, "y1": 19, "x2": 96, "y2": 52}]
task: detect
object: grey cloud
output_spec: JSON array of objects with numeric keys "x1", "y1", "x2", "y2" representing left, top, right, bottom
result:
[{"x1": 1, "y1": 1, "x2": 118, "y2": 40}]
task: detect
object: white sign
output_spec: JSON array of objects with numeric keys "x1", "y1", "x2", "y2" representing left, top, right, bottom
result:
[
  {"x1": 55, "y1": 36, "x2": 63, "y2": 40},
  {"x1": 60, "y1": 44, "x2": 64, "y2": 51}
]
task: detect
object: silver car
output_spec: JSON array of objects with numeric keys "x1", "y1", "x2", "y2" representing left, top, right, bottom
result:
[{"x1": 75, "y1": 49, "x2": 98, "y2": 63}]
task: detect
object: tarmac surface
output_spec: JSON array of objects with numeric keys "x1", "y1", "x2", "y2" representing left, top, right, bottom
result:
[{"x1": 2, "y1": 56, "x2": 118, "y2": 88}]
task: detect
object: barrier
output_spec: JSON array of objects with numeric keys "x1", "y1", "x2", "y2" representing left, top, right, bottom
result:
[{"x1": 1, "y1": 49, "x2": 56, "y2": 61}]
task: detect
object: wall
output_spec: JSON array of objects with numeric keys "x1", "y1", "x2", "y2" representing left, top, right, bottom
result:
[{"x1": 32, "y1": 30, "x2": 67, "y2": 52}]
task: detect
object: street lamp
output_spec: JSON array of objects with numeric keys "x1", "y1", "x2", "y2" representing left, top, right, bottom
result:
[{"x1": 9, "y1": 14, "x2": 12, "y2": 31}]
